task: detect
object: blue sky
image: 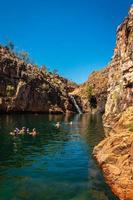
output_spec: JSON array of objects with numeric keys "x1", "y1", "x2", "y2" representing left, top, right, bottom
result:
[{"x1": 0, "y1": 0, "x2": 132, "y2": 83}]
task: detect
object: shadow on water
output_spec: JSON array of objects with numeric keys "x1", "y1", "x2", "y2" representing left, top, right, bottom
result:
[{"x1": 0, "y1": 113, "x2": 118, "y2": 200}]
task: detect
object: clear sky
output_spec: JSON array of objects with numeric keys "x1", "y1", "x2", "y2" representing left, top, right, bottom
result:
[{"x1": 0, "y1": 0, "x2": 132, "y2": 83}]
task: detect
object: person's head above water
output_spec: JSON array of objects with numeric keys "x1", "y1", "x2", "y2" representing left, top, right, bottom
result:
[
  {"x1": 14, "y1": 130, "x2": 17, "y2": 135},
  {"x1": 55, "y1": 122, "x2": 61, "y2": 128}
]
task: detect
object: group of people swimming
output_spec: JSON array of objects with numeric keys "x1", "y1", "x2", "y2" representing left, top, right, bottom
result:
[
  {"x1": 55, "y1": 121, "x2": 73, "y2": 128},
  {"x1": 10, "y1": 121, "x2": 73, "y2": 136},
  {"x1": 10, "y1": 127, "x2": 38, "y2": 136}
]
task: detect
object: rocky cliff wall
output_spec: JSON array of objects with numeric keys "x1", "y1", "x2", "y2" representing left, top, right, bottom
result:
[
  {"x1": 73, "y1": 5, "x2": 133, "y2": 118},
  {"x1": 103, "y1": 5, "x2": 133, "y2": 127},
  {"x1": 0, "y1": 46, "x2": 76, "y2": 113},
  {"x1": 71, "y1": 66, "x2": 109, "y2": 113},
  {"x1": 93, "y1": 5, "x2": 133, "y2": 200}
]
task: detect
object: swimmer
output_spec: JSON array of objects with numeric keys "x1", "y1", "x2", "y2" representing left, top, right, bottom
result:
[
  {"x1": 69, "y1": 121, "x2": 73, "y2": 125},
  {"x1": 55, "y1": 122, "x2": 60, "y2": 128},
  {"x1": 10, "y1": 130, "x2": 18, "y2": 136},
  {"x1": 31, "y1": 128, "x2": 38, "y2": 136},
  {"x1": 26, "y1": 128, "x2": 30, "y2": 134},
  {"x1": 10, "y1": 131, "x2": 15, "y2": 136},
  {"x1": 19, "y1": 127, "x2": 26, "y2": 135},
  {"x1": 15, "y1": 128, "x2": 20, "y2": 134}
]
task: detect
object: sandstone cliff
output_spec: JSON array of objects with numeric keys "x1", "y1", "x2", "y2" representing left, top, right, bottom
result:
[
  {"x1": 103, "y1": 5, "x2": 133, "y2": 127},
  {"x1": 0, "y1": 45, "x2": 76, "y2": 113},
  {"x1": 93, "y1": 5, "x2": 133, "y2": 200},
  {"x1": 71, "y1": 66, "x2": 109, "y2": 113}
]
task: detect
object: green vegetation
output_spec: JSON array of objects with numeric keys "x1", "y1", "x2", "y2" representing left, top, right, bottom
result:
[
  {"x1": 128, "y1": 123, "x2": 133, "y2": 132},
  {"x1": 6, "y1": 85, "x2": 15, "y2": 96},
  {"x1": 86, "y1": 85, "x2": 93, "y2": 100},
  {"x1": 86, "y1": 85, "x2": 97, "y2": 110},
  {"x1": 67, "y1": 80, "x2": 79, "y2": 87},
  {"x1": 41, "y1": 65, "x2": 48, "y2": 74},
  {"x1": 53, "y1": 69, "x2": 58, "y2": 74},
  {"x1": 42, "y1": 84, "x2": 50, "y2": 91},
  {"x1": 5, "y1": 40, "x2": 32, "y2": 64},
  {"x1": 19, "y1": 51, "x2": 30, "y2": 63},
  {"x1": 6, "y1": 41, "x2": 14, "y2": 51}
]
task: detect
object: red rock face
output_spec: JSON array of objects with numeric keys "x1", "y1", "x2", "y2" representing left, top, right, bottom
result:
[
  {"x1": 93, "y1": 112, "x2": 133, "y2": 200},
  {"x1": 93, "y1": 5, "x2": 133, "y2": 200},
  {"x1": 103, "y1": 5, "x2": 133, "y2": 127}
]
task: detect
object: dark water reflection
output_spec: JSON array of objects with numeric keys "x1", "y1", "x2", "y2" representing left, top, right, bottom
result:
[{"x1": 0, "y1": 113, "x2": 118, "y2": 200}]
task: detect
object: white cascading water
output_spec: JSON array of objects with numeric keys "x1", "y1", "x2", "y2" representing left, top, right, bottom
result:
[{"x1": 70, "y1": 95, "x2": 82, "y2": 114}]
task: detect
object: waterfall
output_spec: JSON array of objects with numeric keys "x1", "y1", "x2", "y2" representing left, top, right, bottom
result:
[{"x1": 70, "y1": 95, "x2": 82, "y2": 114}]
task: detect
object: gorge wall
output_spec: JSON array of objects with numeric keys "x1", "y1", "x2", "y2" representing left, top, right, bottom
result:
[
  {"x1": 103, "y1": 5, "x2": 133, "y2": 127},
  {"x1": 71, "y1": 66, "x2": 110, "y2": 113},
  {"x1": 0, "y1": 46, "x2": 77, "y2": 113},
  {"x1": 93, "y1": 5, "x2": 133, "y2": 200}
]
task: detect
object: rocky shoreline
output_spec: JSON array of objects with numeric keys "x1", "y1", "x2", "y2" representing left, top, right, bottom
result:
[{"x1": 93, "y1": 107, "x2": 133, "y2": 200}]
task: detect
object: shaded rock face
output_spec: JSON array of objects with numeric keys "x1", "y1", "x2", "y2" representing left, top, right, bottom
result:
[
  {"x1": 93, "y1": 5, "x2": 133, "y2": 200},
  {"x1": 0, "y1": 46, "x2": 75, "y2": 113},
  {"x1": 71, "y1": 67, "x2": 109, "y2": 113}
]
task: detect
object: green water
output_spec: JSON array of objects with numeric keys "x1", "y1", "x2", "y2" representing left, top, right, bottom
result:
[{"x1": 0, "y1": 113, "x2": 118, "y2": 200}]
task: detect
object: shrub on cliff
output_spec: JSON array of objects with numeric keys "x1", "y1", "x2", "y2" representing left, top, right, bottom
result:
[
  {"x1": 19, "y1": 51, "x2": 30, "y2": 63},
  {"x1": 6, "y1": 41, "x2": 14, "y2": 52},
  {"x1": 86, "y1": 85, "x2": 93, "y2": 99},
  {"x1": 86, "y1": 85, "x2": 97, "y2": 110},
  {"x1": 128, "y1": 123, "x2": 133, "y2": 132},
  {"x1": 6, "y1": 85, "x2": 15, "y2": 97},
  {"x1": 41, "y1": 65, "x2": 48, "y2": 75}
]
